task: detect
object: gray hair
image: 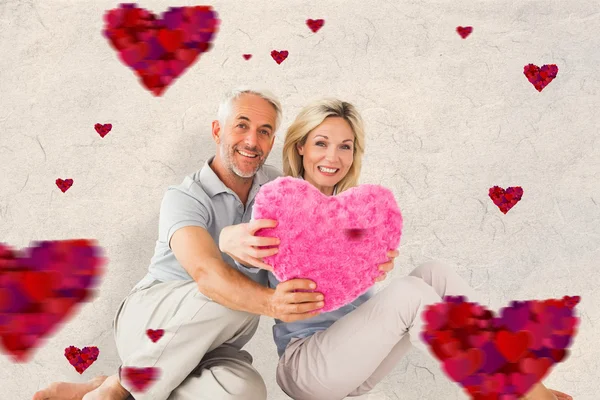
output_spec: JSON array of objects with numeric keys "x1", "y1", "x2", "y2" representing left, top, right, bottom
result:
[{"x1": 217, "y1": 87, "x2": 283, "y2": 133}]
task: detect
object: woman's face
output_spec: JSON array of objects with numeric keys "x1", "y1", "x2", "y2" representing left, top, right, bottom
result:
[{"x1": 296, "y1": 117, "x2": 355, "y2": 195}]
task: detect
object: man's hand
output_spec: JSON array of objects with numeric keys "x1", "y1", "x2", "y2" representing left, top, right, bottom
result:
[
  {"x1": 218, "y1": 219, "x2": 280, "y2": 272},
  {"x1": 374, "y1": 249, "x2": 399, "y2": 283},
  {"x1": 267, "y1": 279, "x2": 324, "y2": 323}
]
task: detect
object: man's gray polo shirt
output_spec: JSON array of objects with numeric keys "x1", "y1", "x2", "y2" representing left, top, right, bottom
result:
[{"x1": 134, "y1": 155, "x2": 283, "y2": 290}]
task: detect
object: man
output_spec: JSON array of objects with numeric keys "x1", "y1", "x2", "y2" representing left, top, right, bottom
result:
[{"x1": 33, "y1": 88, "x2": 332, "y2": 400}]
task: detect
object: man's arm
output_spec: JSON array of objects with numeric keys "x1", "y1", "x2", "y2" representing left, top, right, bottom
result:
[{"x1": 170, "y1": 225, "x2": 275, "y2": 317}]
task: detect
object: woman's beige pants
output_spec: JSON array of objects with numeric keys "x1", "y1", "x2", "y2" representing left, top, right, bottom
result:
[{"x1": 275, "y1": 261, "x2": 485, "y2": 400}]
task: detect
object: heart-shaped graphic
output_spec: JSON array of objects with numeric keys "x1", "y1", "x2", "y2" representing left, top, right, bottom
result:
[
  {"x1": 242, "y1": 54, "x2": 252, "y2": 60},
  {"x1": 146, "y1": 329, "x2": 164, "y2": 343},
  {"x1": 253, "y1": 177, "x2": 402, "y2": 312},
  {"x1": 102, "y1": 4, "x2": 220, "y2": 96},
  {"x1": 0, "y1": 240, "x2": 105, "y2": 362},
  {"x1": 55, "y1": 179, "x2": 74, "y2": 193},
  {"x1": 306, "y1": 19, "x2": 325, "y2": 33},
  {"x1": 64, "y1": 345, "x2": 99, "y2": 374},
  {"x1": 421, "y1": 295, "x2": 580, "y2": 398},
  {"x1": 270, "y1": 50, "x2": 289, "y2": 65},
  {"x1": 122, "y1": 366, "x2": 160, "y2": 392},
  {"x1": 523, "y1": 64, "x2": 558, "y2": 92},
  {"x1": 488, "y1": 186, "x2": 523, "y2": 214},
  {"x1": 456, "y1": 26, "x2": 472, "y2": 39},
  {"x1": 94, "y1": 123, "x2": 112, "y2": 138}
]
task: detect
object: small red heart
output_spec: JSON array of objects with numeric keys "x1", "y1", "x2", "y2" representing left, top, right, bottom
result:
[
  {"x1": 146, "y1": 329, "x2": 164, "y2": 343},
  {"x1": 270, "y1": 50, "x2": 289, "y2": 65},
  {"x1": 306, "y1": 19, "x2": 325, "y2": 33},
  {"x1": 523, "y1": 64, "x2": 558, "y2": 92},
  {"x1": 94, "y1": 123, "x2": 112, "y2": 138},
  {"x1": 64, "y1": 346, "x2": 100, "y2": 374},
  {"x1": 122, "y1": 367, "x2": 160, "y2": 392},
  {"x1": 495, "y1": 330, "x2": 531, "y2": 362},
  {"x1": 488, "y1": 186, "x2": 523, "y2": 214},
  {"x1": 242, "y1": 54, "x2": 252, "y2": 60},
  {"x1": 56, "y1": 179, "x2": 74, "y2": 193},
  {"x1": 456, "y1": 26, "x2": 473, "y2": 39}
]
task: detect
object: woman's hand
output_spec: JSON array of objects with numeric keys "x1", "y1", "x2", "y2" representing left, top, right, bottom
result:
[
  {"x1": 374, "y1": 249, "x2": 399, "y2": 283},
  {"x1": 218, "y1": 219, "x2": 280, "y2": 272}
]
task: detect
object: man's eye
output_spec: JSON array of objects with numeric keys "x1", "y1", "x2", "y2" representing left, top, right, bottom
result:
[
  {"x1": 261, "y1": 130, "x2": 271, "y2": 135},
  {"x1": 237, "y1": 123, "x2": 247, "y2": 128}
]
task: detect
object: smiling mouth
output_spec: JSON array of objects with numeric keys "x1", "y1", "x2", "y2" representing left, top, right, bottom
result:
[
  {"x1": 318, "y1": 166, "x2": 339, "y2": 174},
  {"x1": 237, "y1": 149, "x2": 259, "y2": 159}
]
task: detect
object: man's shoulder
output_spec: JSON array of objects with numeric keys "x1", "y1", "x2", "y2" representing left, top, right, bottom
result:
[
  {"x1": 260, "y1": 163, "x2": 284, "y2": 182},
  {"x1": 163, "y1": 171, "x2": 210, "y2": 205}
]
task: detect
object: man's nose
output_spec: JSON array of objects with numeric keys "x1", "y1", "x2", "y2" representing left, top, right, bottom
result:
[{"x1": 243, "y1": 129, "x2": 259, "y2": 146}]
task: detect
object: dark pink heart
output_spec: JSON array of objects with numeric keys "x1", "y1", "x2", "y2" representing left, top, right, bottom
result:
[
  {"x1": 488, "y1": 186, "x2": 523, "y2": 214},
  {"x1": 456, "y1": 26, "x2": 472, "y2": 38},
  {"x1": 55, "y1": 178, "x2": 74, "y2": 193},
  {"x1": 64, "y1": 345, "x2": 99, "y2": 374},
  {"x1": 146, "y1": 329, "x2": 164, "y2": 343},
  {"x1": 242, "y1": 54, "x2": 252, "y2": 60},
  {"x1": 270, "y1": 50, "x2": 289, "y2": 64},
  {"x1": 306, "y1": 19, "x2": 325, "y2": 33},
  {"x1": 523, "y1": 64, "x2": 558, "y2": 92},
  {"x1": 94, "y1": 123, "x2": 112, "y2": 138},
  {"x1": 253, "y1": 177, "x2": 402, "y2": 312},
  {"x1": 122, "y1": 367, "x2": 160, "y2": 392}
]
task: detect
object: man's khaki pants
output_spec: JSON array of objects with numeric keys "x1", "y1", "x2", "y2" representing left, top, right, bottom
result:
[
  {"x1": 276, "y1": 261, "x2": 486, "y2": 400},
  {"x1": 112, "y1": 279, "x2": 267, "y2": 400}
]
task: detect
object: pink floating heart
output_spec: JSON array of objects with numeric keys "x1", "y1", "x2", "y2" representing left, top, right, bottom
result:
[
  {"x1": 306, "y1": 19, "x2": 325, "y2": 33},
  {"x1": 146, "y1": 329, "x2": 164, "y2": 343},
  {"x1": 122, "y1": 366, "x2": 160, "y2": 392},
  {"x1": 456, "y1": 26, "x2": 472, "y2": 38},
  {"x1": 270, "y1": 50, "x2": 289, "y2": 64},
  {"x1": 253, "y1": 177, "x2": 402, "y2": 312},
  {"x1": 94, "y1": 123, "x2": 112, "y2": 138},
  {"x1": 242, "y1": 54, "x2": 252, "y2": 60},
  {"x1": 55, "y1": 178, "x2": 74, "y2": 193},
  {"x1": 64, "y1": 345, "x2": 99, "y2": 374},
  {"x1": 523, "y1": 64, "x2": 558, "y2": 92}
]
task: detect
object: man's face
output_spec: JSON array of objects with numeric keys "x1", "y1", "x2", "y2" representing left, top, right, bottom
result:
[{"x1": 215, "y1": 93, "x2": 277, "y2": 179}]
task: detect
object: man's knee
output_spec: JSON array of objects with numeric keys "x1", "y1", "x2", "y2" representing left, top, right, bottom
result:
[
  {"x1": 213, "y1": 364, "x2": 267, "y2": 400},
  {"x1": 410, "y1": 259, "x2": 455, "y2": 281}
]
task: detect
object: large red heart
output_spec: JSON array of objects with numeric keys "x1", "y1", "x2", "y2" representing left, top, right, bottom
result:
[
  {"x1": 523, "y1": 64, "x2": 558, "y2": 92},
  {"x1": 0, "y1": 240, "x2": 105, "y2": 362},
  {"x1": 102, "y1": 4, "x2": 220, "y2": 96},
  {"x1": 421, "y1": 296, "x2": 580, "y2": 398},
  {"x1": 488, "y1": 186, "x2": 523, "y2": 214},
  {"x1": 253, "y1": 177, "x2": 402, "y2": 312},
  {"x1": 64, "y1": 345, "x2": 99, "y2": 374}
]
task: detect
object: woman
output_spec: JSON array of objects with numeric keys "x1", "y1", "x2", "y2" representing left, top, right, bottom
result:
[{"x1": 219, "y1": 98, "x2": 571, "y2": 400}]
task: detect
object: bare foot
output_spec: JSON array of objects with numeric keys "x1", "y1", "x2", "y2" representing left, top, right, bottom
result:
[
  {"x1": 33, "y1": 375, "x2": 108, "y2": 400},
  {"x1": 81, "y1": 374, "x2": 130, "y2": 400}
]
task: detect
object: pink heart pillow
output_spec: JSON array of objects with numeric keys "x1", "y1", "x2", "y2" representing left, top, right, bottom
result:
[{"x1": 253, "y1": 177, "x2": 403, "y2": 312}]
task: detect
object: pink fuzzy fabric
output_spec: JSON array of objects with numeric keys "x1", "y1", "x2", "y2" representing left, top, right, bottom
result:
[{"x1": 253, "y1": 176, "x2": 403, "y2": 312}]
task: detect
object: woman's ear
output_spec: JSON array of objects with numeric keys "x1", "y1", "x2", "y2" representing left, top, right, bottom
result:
[{"x1": 296, "y1": 142, "x2": 304, "y2": 156}]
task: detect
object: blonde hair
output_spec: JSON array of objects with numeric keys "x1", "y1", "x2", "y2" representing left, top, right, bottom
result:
[{"x1": 282, "y1": 98, "x2": 366, "y2": 194}]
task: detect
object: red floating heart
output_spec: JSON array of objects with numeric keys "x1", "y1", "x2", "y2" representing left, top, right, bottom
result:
[
  {"x1": 103, "y1": 4, "x2": 220, "y2": 96},
  {"x1": 456, "y1": 26, "x2": 472, "y2": 39},
  {"x1": 146, "y1": 329, "x2": 164, "y2": 343},
  {"x1": 488, "y1": 186, "x2": 523, "y2": 214},
  {"x1": 122, "y1": 366, "x2": 160, "y2": 392},
  {"x1": 270, "y1": 50, "x2": 289, "y2": 65},
  {"x1": 94, "y1": 123, "x2": 112, "y2": 138},
  {"x1": 64, "y1": 345, "x2": 99, "y2": 374},
  {"x1": 0, "y1": 240, "x2": 105, "y2": 362},
  {"x1": 422, "y1": 296, "x2": 580, "y2": 398},
  {"x1": 56, "y1": 178, "x2": 74, "y2": 193},
  {"x1": 242, "y1": 54, "x2": 252, "y2": 60},
  {"x1": 523, "y1": 64, "x2": 558, "y2": 92},
  {"x1": 306, "y1": 19, "x2": 325, "y2": 33}
]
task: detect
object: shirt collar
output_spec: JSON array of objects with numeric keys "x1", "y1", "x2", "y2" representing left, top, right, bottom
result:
[{"x1": 199, "y1": 156, "x2": 270, "y2": 198}]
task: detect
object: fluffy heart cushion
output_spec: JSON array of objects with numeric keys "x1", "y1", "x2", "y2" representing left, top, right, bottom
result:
[{"x1": 253, "y1": 177, "x2": 403, "y2": 312}]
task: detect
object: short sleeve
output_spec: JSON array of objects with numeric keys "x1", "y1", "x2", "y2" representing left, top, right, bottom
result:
[{"x1": 158, "y1": 188, "x2": 211, "y2": 249}]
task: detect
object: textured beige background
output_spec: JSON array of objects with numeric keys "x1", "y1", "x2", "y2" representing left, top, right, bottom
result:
[{"x1": 1, "y1": 0, "x2": 599, "y2": 399}]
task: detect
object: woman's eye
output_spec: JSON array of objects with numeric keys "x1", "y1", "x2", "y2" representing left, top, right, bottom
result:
[{"x1": 316, "y1": 142, "x2": 325, "y2": 146}]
